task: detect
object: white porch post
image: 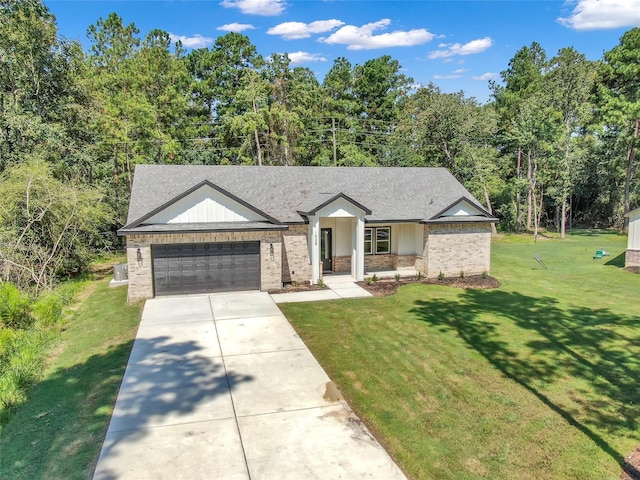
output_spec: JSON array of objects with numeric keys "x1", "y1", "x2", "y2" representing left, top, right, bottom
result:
[
  {"x1": 352, "y1": 216, "x2": 365, "y2": 281},
  {"x1": 310, "y1": 215, "x2": 321, "y2": 284}
]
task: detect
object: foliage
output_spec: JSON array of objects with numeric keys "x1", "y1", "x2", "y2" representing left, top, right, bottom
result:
[
  {"x1": 0, "y1": 279, "x2": 143, "y2": 479},
  {"x1": 0, "y1": 160, "x2": 111, "y2": 293},
  {"x1": 0, "y1": 282, "x2": 33, "y2": 329}
]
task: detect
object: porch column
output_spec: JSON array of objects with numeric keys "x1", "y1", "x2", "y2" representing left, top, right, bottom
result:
[
  {"x1": 352, "y1": 216, "x2": 365, "y2": 281},
  {"x1": 310, "y1": 215, "x2": 321, "y2": 284}
]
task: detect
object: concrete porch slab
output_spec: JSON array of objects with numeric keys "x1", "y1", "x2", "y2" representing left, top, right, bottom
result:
[
  {"x1": 271, "y1": 289, "x2": 340, "y2": 303},
  {"x1": 237, "y1": 405, "x2": 407, "y2": 480},
  {"x1": 94, "y1": 419, "x2": 249, "y2": 480},
  {"x1": 331, "y1": 285, "x2": 373, "y2": 299}
]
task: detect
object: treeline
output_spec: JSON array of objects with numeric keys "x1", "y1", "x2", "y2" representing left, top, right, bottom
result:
[{"x1": 1, "y1": 0, "x2": 639, "y2": 287}]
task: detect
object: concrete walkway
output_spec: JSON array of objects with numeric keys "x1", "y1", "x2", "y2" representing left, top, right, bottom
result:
[
  {"x1": 93, "y1": 292, "x2": 406, "y2": 480},
  {"x1": 271, "y1": 274, "x2": 372, "y2": 304}
]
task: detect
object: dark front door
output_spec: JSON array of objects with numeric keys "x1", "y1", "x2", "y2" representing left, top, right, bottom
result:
[{"x1": 320, "y1": 228, "x2": 332, "y2": 272}]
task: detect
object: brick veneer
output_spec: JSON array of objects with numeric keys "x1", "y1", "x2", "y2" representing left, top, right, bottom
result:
[
  {"x1": 627, "y1": 249, "x2": 640, "y2": 267},
  {"x1": 126, "y1": 231, "x2": 283, "y2": 301},
  {"x1": 421, "y1": 223, "x2": 492, "y2": 277},
  {"x1": 282, "y1": 225, "x2": 312, "y2": 283},
  {"x1": 333, "y1": 256, "x2": 351, "y2": 273}
]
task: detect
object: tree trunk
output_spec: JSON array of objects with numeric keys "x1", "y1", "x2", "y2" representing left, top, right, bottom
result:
[
  {"x1": 483, "y1": 185, "x2": 498, "y2": 236},
  {"x1": 516, "y1": 146, "x2": 522, "y2": 231},
  {"x1": 526, "y1": 149, "x2": 533, "y2": 231},
  {"x1": 622, "y1": 118, "x2": 639, "y2": 231}
]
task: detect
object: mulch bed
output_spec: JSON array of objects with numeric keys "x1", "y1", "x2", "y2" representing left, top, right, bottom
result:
[
  {"x1": 622, "y1": 447, "x2": 640, "y2": 480},
  {"x1": 357, "y1": 274, "x2": 500, "y2": 297},
  {"x1": 625, "y1": 266, "x2": 640, "y2": 275},
  {"x1": 268, "y1": 283, "x2": 328, "y2": 294}
]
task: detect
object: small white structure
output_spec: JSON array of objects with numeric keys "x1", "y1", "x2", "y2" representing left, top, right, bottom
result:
[{"x1": 627, "y1": 207, "x2": 640, "y2": 267}]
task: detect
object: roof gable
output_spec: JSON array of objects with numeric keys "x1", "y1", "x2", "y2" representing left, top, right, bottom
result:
[
  {"x1": 123, "y1": 180, "x2": 278, "y2": 229},
  {"x1": 300, "y1": 193, "x2": 372, "y2": 217},
  {"x1": 427, "y1": 197, "x2": 496, "y2": 223}
]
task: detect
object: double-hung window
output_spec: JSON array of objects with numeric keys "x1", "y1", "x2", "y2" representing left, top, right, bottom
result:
[{"x1": 364, "y1": 227, "x2": 390, "y2": 255}]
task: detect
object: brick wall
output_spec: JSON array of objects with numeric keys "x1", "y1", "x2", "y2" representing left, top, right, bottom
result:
[
  {"x1": 364, "y1": 254, "x2": 395, "y2": 271},
  {"x1": 126, "y1": 230, "x2": 284, "y2": 301},
  {"x1": 333, "y1": 256, "x2": 351, "y2": 273},
  {"x1": 421, "y1": 223, "x2": 492, "y2": 278},
  {"x1": 282, "y1": 225, "x2": 312, "y2": 283},
  {"x1": 626, "y1": 249, "x2": 640, "y2": 267}
]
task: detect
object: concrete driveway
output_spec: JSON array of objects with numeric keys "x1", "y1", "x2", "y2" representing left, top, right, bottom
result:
[{"x1": 93, "y1": 292, "x2": 407, "y2": 480}]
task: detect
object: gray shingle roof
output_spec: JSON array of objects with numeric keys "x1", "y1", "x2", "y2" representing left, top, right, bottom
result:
[{"x1": 123, "y1": 165, "x2": 495, "y2": 229}]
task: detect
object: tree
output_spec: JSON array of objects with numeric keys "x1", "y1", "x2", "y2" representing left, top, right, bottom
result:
[
  {"x1": 546, "y1": 48, "x2": 596, "y2": 237},
  {"x1": 596, "y1": 28, "x2": 640, "y2": 229},
  {"x1": 492, "y1": 43, "x2": 549, "y2": 232},
  {"x1": 0, "y1": 160, "x2": 110, "y2": 293}
]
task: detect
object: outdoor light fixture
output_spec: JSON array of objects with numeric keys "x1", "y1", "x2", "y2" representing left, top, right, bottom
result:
[
  {"x1": 270, "y1": 243, "x2": 274, "y2": 261},
  {"x1": 136, "y1": 248, "x2": 143, "y2": 266}
]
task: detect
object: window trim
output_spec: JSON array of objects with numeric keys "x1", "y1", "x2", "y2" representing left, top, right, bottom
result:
[{"x1": 364, "y1": 226, "x2": 391, "y2": 255}]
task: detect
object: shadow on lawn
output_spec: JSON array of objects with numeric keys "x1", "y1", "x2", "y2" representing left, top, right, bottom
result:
[
  {"x1": 0, "y1": 336, "x2": 253, "y2": 480},
  {"x1": 411, "y1": 289, "x2": 640, "y2": 479}
]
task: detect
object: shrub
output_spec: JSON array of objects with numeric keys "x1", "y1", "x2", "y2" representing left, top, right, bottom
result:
[
  {"x1": 438, "y1": 272, "x2": 445, "y2": 281},
  {"x1": 415, "y1": 271, "x2": 422, "y2": 280},
  {"x1": 481, "y1": 271, "x2": 489, "y2": 279},
  {"x1": 0, "y1": 328, "x2": 56, "y2": 425},
  {"x1": 0, "y1": 283, "x2": 34, "y2": 330},
  {"x1": 460, "y1": 270, "x2": 465, "y2": 279},
  {"x1": 372, "y1": 273, "x2": 378, "y2": 282},
  {"x1": 395, "y1": 273, "x2": 401, "y2": 282},
  {"x1": 365, "y1": 277, "x2": 373, "y2": 285}
]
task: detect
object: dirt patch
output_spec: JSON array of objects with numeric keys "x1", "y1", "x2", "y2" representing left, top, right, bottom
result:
[
  {"x1": 323, "y1": 381, "x2": 344, "y2": 402},
  {"x1": 357, "y1": 274, "x2": 500, "y2": 297},
  {"x1": 621, "y1": 447, "x2": 640, "y2": 480},
  {"x1": 624, "y1": 266, "x2": 640, "y2": 275},
  {"x1": 268, "y1": 282, "x2": 328, "y2": 294}
]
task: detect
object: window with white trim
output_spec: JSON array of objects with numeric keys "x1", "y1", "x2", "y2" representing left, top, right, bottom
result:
[{"x1": 364, "y1": 227, "x2": 390, "y2": 255}]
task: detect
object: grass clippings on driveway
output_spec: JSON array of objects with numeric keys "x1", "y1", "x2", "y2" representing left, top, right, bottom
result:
[{"x1": 280, "y1": 231, "x2": 640, "y2": 480}]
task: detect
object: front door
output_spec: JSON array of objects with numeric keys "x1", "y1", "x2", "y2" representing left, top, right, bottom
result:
[{"x1": 320, "y1": 228, "x2": 333, "y2": 272}]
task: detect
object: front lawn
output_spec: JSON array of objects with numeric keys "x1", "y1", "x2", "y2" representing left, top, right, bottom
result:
[
  {"x1": 0, "y1": 279, "x2": 143, "y2": 480},
  {"x1": 280, "y1": 231, "x2": 640, "y2": 480}
]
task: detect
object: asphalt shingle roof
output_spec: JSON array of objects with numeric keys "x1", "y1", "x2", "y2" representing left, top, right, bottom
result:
[{"x1": 123, "y1": 165, "x2": 493, "y2": 229}]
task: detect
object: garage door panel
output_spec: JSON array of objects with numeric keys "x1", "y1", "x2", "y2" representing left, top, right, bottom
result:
[{"x1": 152, "y1": 242, "x2": 260, "y2": 296}]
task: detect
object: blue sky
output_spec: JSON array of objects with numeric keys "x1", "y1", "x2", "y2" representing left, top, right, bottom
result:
[{"x1": 46, "y1": 0, "x2": 640, "y2": 102}]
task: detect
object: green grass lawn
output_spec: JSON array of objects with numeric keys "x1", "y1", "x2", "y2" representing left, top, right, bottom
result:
[
  {"x1": 0, "y1": 279, "x2": 143, "y2": 480},
  {"x1": 281, "y1": 231, "x2": 640, "y2": 480}
]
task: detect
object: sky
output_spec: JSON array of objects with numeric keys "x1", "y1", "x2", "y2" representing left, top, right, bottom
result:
[{"x1": 45, "y1": 0, "x2": 640, "y2": 102}]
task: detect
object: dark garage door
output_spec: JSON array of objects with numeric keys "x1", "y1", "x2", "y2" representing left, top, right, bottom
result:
[{"x1": 152, "y1": 242, "x2": 260, "y2": 296}]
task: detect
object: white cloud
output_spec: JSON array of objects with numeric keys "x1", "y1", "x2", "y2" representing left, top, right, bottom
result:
[
  {"x1": 169, "y1": 33, "x2": 214, "y2": 48},
  {"x1": 217, "y1": 23, "x2": 256, "y2": 33},
  {"x1": 287, "y1": 51, "x2": 328, "y2": 64},
  {"x1": 220, "y1": 0, "x2": 285, "y2": 16},
  {"x1": 452, "y1": 68, "x2": 467, "y2": 74},
  {"x1": 428, "y1": 37, "x2": 493, "y2": 59},
  {"x1": 472, "y1": 72, "x2": 498, "y2": 81},
  {"x1": 558, "y1": 0, "x2": 640, "y2": 30},
  {"x1": 319, "y1": 19, "x2": 435, "y2": 50},
  {"x1": 267, "y1": 20, "x2": 344, "y2": 39},
  {"x1": 433, "y1": 74, "x2": 463, "y2": 80}
]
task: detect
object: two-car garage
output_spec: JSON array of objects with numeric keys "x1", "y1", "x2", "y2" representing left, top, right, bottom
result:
[{"x1": 151, "y1": 242, "x2": 260, "y2": 296}]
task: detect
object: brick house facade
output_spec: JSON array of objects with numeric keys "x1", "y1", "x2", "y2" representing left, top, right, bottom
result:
[{"x1": 119, "y1": 166, "x2": 497, "y2": 301}]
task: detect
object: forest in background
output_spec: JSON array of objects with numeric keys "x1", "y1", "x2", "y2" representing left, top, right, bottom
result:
[{"x1": 1, "y1": 0, "x2": 639, "y2": 291}]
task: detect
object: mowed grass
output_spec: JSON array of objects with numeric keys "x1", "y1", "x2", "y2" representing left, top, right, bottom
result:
[
  {"x1": 0, "y1": 279, "x2": 143, "y2": 480},
  {"x1": 280, "y1": 231, "x2": 640, "y2": 480}
]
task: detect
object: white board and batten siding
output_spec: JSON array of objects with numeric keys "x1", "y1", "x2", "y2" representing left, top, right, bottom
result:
[
  {"x1": 441, "y1": 200, "x2": 486, "y2": 218},
  {"x1": 629, "y1": 208, "x2": 640, "y2": 250},
  {"x1": 146, "y1": 185, "x2": 266, "y2": 224}
]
